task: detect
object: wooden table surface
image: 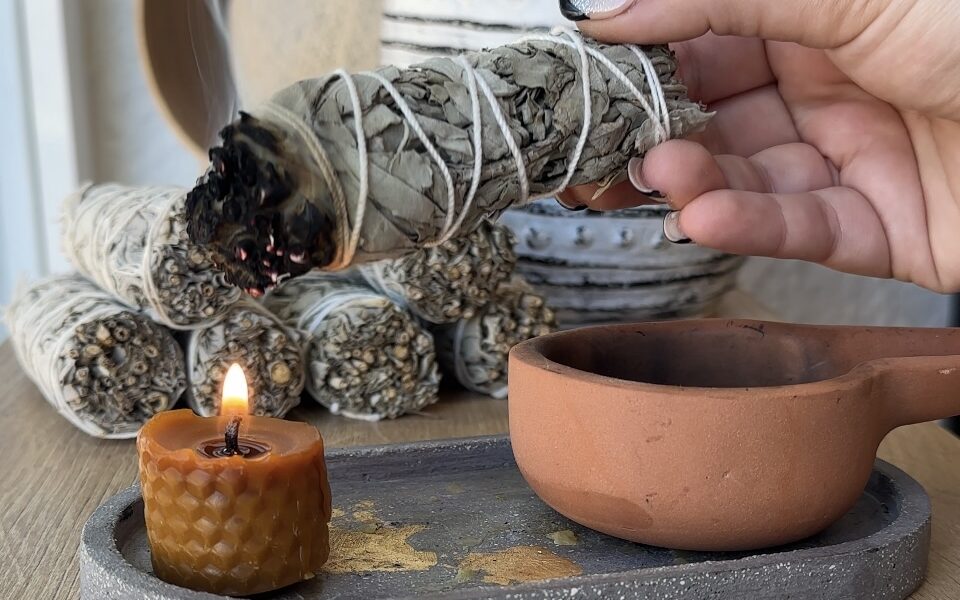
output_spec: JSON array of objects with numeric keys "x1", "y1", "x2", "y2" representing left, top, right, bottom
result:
[{"x1": 1, "y1": 292, "x2": 958, "y2": 599}]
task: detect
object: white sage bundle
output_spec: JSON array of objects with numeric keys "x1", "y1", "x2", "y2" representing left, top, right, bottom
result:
[
  {"x1": 186, "y1": 29, "x2": 712, "y2": 294},
  {"x1": 62, "y1": 183, "x2": 241, "y2": 329},
  {"x1": 184, "y1": 299, "x2": 305, "y2": 417},
  {"x1": 4, "y1": 275, "x2": 185, "y2": 438},
  {"x1": 264, "y1": 273, "x2": 441, "y2": 420},
  {"x1": 434, "y1": 277, "x2": 556, "y2": 398},
  {"x1": 357, "y1": 220, "x2": 517, "y2": 324}
]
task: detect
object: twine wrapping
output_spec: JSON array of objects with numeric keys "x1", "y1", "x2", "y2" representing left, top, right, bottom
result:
[
  {"x1": 62, "y1": 183, "x2": 241, "y2": 329},
  {"x1": 433, "y1": 277, "x2": 556, "y2": 398},
  {"x1": 4, "y1": 274, "x2": 185, "y2": 438},
  {"x1": 264, "y1": 273, "x2": 440, "y2": 420},
  {"x1": 357, "y1": 220, "x2": 517, "y2": 324}
]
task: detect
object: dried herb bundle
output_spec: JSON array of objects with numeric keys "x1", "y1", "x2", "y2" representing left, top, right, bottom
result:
[
  {"x1": 433, "y1": 277, "x2": 556, "y2": 398},
  {"x1": 264, "y1": 274, "x2": 441, "y2": 420},
  {"x1": 4, "y1": 275, "x2": 185, "y2": 438},
  {"x1": 186, "y1": 31, "x2": 710, "y2": 293},
  {"x1": 62, "y1": 183, "x2": 241, "y2": 329},
  {"x1": 357, "y1": 220, "x2": 517, "y2": 324},
  {"x1": 184, "y1": 299, "x2": 305, "y2": 417}
]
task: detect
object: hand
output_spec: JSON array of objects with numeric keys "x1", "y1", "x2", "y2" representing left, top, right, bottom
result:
[{"x1": 558, "y1": 0, "x2": 960, "y2": 293}]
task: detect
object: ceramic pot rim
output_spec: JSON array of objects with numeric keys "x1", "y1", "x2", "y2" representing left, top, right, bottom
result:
[{"x1": 509, "y1": 319, "x2": 880, "y2": 398}]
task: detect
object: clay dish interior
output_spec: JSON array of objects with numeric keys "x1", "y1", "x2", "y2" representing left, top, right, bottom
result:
[{"x1": 508, "y1": 319, "x2": 960, "y2": 551}]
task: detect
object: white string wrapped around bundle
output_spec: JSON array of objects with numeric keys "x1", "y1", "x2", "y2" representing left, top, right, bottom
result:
[
  {"x1": 62, "y1": 183, "x2": 241, "y2": 329},
  {"x1": 4, "y1": 274, "x2": 186, "y2": 438},
  {"x1": 264, "y1": 273, "x2": 441, "y2": 420},
  {"x1": 433, "y1": 277, "x2": 556, "y2": 398},
  {"x1": 356, "y1": 220, "x2": 517, "y2": 324}
]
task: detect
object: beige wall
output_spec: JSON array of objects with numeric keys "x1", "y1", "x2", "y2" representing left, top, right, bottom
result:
[
  {"x1": 79, "y1": 0, "x2": 200, "y2": 186},
  {"x1": 741, "y1": 259, "x2": 952, "y2": 327}
]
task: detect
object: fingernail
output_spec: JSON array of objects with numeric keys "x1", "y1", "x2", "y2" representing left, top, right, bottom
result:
[
  {"x1": 628, "y1": 158, "x2": 665, "y2": 200},
  {"x1": 559, "y1": 0, "x2": 632, "y2": 21},
  {"x1": 556, "y1": 197, "x2": 587, "y2": 211},
  {"x1": 663, "y1": 211, "x2": 691, "y2": 244}
]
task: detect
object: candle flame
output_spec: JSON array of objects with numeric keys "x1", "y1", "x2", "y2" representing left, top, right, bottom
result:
[{"x1": 220, "y1": 363, "x2": 249, "y2": 417}]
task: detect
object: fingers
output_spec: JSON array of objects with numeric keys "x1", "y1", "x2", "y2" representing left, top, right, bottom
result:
[
  {"x1": 676, "y1": 186, "x2": 891, "y2": 278},
  {"x1": 697, "y1": 84, "x2": 800, "y2": 157},
  {"x1": 670, "y1": 34, "x2": 775, "y2": 104},
  {"x1": 630, "y1": 140, "x2": 836, "y2": 207},
  {"x1": 563, "y1": 139, "x2": 835, "y2": 210},
  {"x1": 566, "y1": 0, "x2": 883, "y2": 49}
]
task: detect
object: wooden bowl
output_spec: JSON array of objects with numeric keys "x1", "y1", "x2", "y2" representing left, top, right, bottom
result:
[{"x1": 508, "y1": 319, "x2": 960, "y2": 551}]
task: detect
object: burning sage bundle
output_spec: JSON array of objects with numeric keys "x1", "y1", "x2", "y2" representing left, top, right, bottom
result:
[
  {"x1": 4, "y1": 275, "x2": 186, "y2": 438},
  {"x1": 186, "y1": 29, "x2": 711, "y2": 294},
  {"x1": 434, "y1": 278, "x2": 556, "y2": 398},
  {"x1": 62, "y1": 183, "x2": 241, "y2": 329},
  {"x1": 264, "y1": 274, "x2": 441, "y2": 420},
  {"x1": 357, "y1": 220, "x2": 517, "y2": 324},
  {"x1": 184, "y1": 299, "x2": 305, "y2": 417}
]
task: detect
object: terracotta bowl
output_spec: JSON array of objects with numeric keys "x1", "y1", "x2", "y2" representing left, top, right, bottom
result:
[{"x1": 508, "y1": 319, "x2": 960, "y2": 551}]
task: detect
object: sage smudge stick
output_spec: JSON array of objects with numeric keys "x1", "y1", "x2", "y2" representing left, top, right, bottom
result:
[
  {"x1": 62, "y1": 183, "x2": 241, "y2": 329},
  {"x1": 264, "y1": 273, "x2": 441, "y2": 420},
  {"x1": 434, "y1": 277, "x2": 556, "y2": 398},
  {"x1": 4, "y1": 274, "x2": 186, "y2": 438},
  {"x1": 186, "y1": 29, "x2": 711, "y2": 294},
  {"x1": 357, "y1": 220, "x2": 517, "y2": 324},
  {"x1": 184, "y1": 299, "x2": 305, "y2": 417}
]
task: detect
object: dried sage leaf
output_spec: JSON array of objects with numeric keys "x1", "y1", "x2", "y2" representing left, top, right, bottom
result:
[
  {"x1": 357, "y1": 220, "x2": 516, "y2": 324},
  {"x1": 62, "y1": 183, "x2": 241, "y2": 329},
  {"x1": 184, "y1": 299, "x2": 305, "y2": 418},
  {"x1": 264, "y1": 273, "x2": 441, "y2": 420}
]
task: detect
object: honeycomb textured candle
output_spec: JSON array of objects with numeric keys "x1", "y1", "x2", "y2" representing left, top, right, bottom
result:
[{"x1": 137, "y1": 410, "x2": 331, "y2": 596}]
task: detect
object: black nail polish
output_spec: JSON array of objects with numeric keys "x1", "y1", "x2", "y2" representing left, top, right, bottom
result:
[
  {"x1": 556, "y1": 198, "x2": 588, "y2": 211},
  {"x1": 559, "y1": 0, "x2": 589, "y2": 21}
]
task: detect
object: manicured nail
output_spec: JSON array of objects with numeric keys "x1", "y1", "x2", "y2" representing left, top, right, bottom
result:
[
  {"x1": 628, "y1": 158, "x2": 665, "y2": 201},
  {"x1": 556, "y1": 197, "x2": 587, "y2": 211},
  {"x1": 663, "y1": 211, "x2": 691, "y2": 244},
  {"x1": 560, "y1": 0, "x2": 631, "y2": 21}
]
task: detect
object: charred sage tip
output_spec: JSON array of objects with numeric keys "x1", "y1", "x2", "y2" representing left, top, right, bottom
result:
[
  {"x1": 4, "y1": 274, "x2": 186, "y2": 438},
  {"x1": 263, "y1": 273, "x2": 441, "y2": 421},
  {"x1": 357, "y1": 221, "x2": 518, "y2": 324},
  {"x1": 184, "y1": 299, "x2": 305, "y2": 418},
  {"x1": 432, "y1": 276, "x2": 557, "y2": 398},
  {"x1": 185, "y1": 114, "x2": 338, "y2": 293},
  {"x1": 184, "y1": 32, "x2": 711, "y2": 294}
]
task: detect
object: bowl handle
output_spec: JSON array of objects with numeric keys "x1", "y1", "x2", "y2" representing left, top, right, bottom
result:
[{"x1": 870, "y1": 355, "x2": 960, "y2": 429}]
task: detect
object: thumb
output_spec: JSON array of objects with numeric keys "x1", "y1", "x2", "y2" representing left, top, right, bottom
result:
[{"x1": 560, "y1": 0, "x2": 885, "y2": 48}]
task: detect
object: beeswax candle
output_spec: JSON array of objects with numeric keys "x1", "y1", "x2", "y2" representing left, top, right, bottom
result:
[{"x1": 137, "y1": 365, "x2": 331, "y2": 596}]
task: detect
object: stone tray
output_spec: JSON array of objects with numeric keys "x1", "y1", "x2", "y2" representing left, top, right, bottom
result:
[{"x1": 80, "y1": 436, "x2": 931, "y2": 599}]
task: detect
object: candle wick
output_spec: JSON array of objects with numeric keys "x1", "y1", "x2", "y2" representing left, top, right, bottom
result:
[{"x1": 224, "y1": 416, "x2": 242, "y2": 455}]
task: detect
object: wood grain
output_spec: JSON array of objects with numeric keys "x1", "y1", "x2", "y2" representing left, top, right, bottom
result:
[{"x1": 1, "y1": 292, "x2": 956, "y2": 599}]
